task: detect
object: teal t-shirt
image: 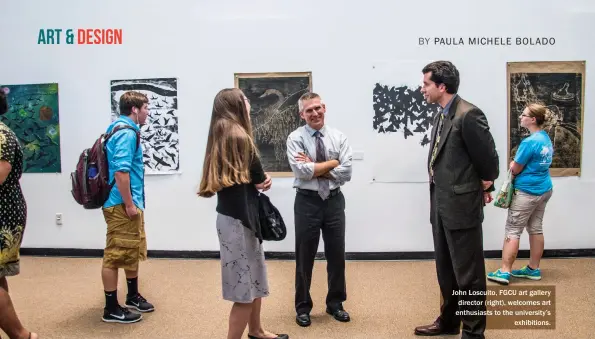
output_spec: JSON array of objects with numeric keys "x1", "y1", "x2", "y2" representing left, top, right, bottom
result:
[{"x1": 513, "y1": 130, "x2": 553, "y2": 195}]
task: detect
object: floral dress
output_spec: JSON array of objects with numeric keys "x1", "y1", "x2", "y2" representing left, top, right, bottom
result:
[{"x1": 0, "y1": 121, "x2": 27, "y2": 278}]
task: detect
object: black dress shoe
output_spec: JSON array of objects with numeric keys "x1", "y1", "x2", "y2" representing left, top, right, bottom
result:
[
  {"x1": 326, "y1": 308, "x2": 350, "y2": 322},
  {"x1": 414, "y1": 320, "x2": 460, "y2": 336},
  {"x1": 247, "y1": 334, "x2": 289, "y2": 339},
  {"x1": 295, "y1": 313, "x2": 311, "y2": 327}
]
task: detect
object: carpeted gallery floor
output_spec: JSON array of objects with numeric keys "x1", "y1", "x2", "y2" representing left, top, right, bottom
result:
[{"x1": 1, "y1": 256, "x2": 594, "y2": 338}]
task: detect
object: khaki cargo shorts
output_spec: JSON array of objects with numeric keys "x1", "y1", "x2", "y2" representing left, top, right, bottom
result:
[
  {"x1": 505, "y1": 189, "x2": 553, "y2": 239},
  {"x1": 102, "y1": 204, "x2": 147, "y2": 271}
]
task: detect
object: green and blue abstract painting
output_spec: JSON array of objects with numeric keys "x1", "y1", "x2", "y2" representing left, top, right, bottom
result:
[{"x1": 0, "y1": 83, "x2": 61, "y2": 173}]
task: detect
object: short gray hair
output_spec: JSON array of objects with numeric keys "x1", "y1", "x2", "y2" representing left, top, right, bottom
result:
[{"x1": 298, "y1": 92, "x2": 322, "y2": 112}]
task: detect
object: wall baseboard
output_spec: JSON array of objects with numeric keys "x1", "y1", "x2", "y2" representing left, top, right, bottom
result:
[{"x1": 20, "y1": 247, "x2": 595, "y2": 260}]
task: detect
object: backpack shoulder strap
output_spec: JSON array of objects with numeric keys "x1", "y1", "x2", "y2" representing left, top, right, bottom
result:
[{"x1": 106, "y1": 124, "x2": 141, "y2": 150}]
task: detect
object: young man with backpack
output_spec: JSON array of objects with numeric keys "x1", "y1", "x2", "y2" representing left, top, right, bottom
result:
[{"x1": 100, "y1": 91, "x2": 154, "y2": 323}]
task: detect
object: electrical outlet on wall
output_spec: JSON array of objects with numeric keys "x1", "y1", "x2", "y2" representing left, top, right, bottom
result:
[{"x1": 55, "y1": 213, "x2": 63, "y2": 225}]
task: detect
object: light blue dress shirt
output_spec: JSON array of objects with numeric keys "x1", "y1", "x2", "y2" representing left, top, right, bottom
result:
[{"x1": 286, "y1": 124, "x2": 353, "y2": 191}]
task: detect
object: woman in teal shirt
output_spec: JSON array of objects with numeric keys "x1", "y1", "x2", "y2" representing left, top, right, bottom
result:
[{"x1": 488, "y1": 103, "x2": 554, "y2": 285}]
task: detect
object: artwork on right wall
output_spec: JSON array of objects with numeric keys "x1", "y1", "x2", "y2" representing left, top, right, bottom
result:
[
  {"x1": 369, "y1": 60, "x2": 441, "y2": 183},
  {"x1": 507, "y1": 61, "x2": 585, "y2": 177}
]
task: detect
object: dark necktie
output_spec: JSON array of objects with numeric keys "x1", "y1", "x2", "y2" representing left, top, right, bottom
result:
[
  {"x1": 429, "y1": 109, "x2": 445, "y2": 177},
  {"x1": 314, "y1": 131, "x2": 330, "y2": 200}
]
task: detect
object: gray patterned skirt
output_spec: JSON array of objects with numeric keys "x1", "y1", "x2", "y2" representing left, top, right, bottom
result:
[{"x1": 216, "y1": 213, "x2": 269, "y2": 303}]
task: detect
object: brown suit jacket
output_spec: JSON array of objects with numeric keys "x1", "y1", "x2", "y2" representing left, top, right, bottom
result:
[{"x1": 427, "y1": 95, "x2": 499, "y2": 230}]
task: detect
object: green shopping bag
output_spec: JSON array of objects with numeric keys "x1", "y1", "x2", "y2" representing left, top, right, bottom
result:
[{"x1": 493, "y1": 169, "x2": 514, "y2": 209}]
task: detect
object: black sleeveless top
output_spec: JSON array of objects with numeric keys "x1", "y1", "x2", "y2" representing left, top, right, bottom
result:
[{"x1": 216, "y1": 155, "x2": 266, "y2": 241}]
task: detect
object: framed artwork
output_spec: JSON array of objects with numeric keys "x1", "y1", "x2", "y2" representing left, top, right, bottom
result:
[
  {"x1": 0, "y1": 83, "x2": 61, "y2": 173},
  {"x1": 234, "y1": 72, "x2": 312, "y2": 177},
  {"x1": 507, "y1": 61, "x2": 585, "y2": 177},
  {"x1": 110, "y1": 77, "x2": 180, "y2": 175}
]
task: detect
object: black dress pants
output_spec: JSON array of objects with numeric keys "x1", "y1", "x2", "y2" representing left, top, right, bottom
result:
[
  {"x1": 294, "y1": 189, "x2": 346, "y2": 315},
  {"x1": 431, "y1": 184, "x2": 487, "y2": 339}
]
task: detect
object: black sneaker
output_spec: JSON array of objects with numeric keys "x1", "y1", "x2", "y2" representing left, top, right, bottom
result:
[
  {"x1": 102, "y1": 305, "x2": 142, "y2": 324},
  {"x1": 125, "y1": 293, "x2": 155, "y2": 313}
]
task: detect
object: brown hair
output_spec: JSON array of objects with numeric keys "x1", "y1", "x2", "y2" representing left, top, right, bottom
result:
[
  {"x1": 197, "y1": 88, "x2": 258, "y2": 197},
  {"x1": 525, "y1": 103, "x2": 548, "y2": 126},
  {"x1": 119, "y1": 91, "x2": 148, "y2": 116}
]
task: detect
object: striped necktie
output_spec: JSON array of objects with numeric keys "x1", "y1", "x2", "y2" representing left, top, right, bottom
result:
[{"x1": 314, "y1": 131, "x2": 330, "y2": 200}]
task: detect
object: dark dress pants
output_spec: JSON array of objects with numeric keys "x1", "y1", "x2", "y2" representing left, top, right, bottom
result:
[
  {"x1": 431, "y1": 184, "x2": 487, "y2": 339},
  {"x1": 294, "y1": 189, "x2": 346, "y2": 315}
]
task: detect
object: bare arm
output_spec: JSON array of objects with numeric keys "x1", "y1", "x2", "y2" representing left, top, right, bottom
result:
[
  {"x1": 313, "y1": 159, "x2": 339, "y2": 177},
  {"x1": 114, "y1": 171, "x2": 134, "y2": 207},
  {"x1": 0, "y1": 160, "x2": 11, "y2": 185},
  {"x1": 510, "y1": 161, "x2": 524, "y2": 176},
  {"x1": 295, "y1": 151, "x2": 338, "y2": 177},
  {"x1": 0, "y1": 130, "x2": 16, "y2": 185}
]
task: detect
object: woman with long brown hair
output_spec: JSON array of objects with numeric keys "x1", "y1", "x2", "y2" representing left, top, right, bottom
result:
[
  {"x1": 0, "y1": 87, "x2": 39, "y2": 338},
  {"x1": 198, "y1": 88, "x2": 288, "y2": 339}
]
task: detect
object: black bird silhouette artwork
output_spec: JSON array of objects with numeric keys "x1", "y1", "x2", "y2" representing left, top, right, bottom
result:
[
  {"x1": 372, "y1": 83, "x2": 440, "y2": 147},
  {"x1": 164, "y1": 149, "x2": 176, "y2": 162},
  {"x1": 152, "y1": 154, "x2": 169, "y2": 166},
  {"x1": 110, "y1": 77, "x2": 180, "y2": 173}
]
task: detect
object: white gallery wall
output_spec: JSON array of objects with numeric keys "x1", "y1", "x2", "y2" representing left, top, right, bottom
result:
[{"x1": 0, "y1": 0, "x2": 593, "y2": 253}]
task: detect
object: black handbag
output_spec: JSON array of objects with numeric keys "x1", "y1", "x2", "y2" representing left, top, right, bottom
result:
[{"x1": 257, "y1": 192, "x2": 287, "y2": 241}]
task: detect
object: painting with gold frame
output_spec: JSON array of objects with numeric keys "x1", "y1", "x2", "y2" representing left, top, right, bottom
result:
[
  {"x1": 507, "y1": 61, "x2": 585, "y2": 177},
  {"x1": 234, "y1": 72, "x2": 312, "y2": 177}
]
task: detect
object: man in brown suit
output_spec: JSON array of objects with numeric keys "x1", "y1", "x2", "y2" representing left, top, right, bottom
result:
[{"x1": 414, "y1": 61, "x2": 499, "y2": 339}]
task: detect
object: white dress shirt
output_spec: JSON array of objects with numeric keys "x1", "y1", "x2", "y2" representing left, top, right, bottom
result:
[{"x1": 286, "y1": 124, "x2": 353, "y2": 191}]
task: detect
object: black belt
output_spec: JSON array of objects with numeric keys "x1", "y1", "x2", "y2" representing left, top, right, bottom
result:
[{"x1": 296, "y1": 188, "x2": 341, "y2": 197}]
